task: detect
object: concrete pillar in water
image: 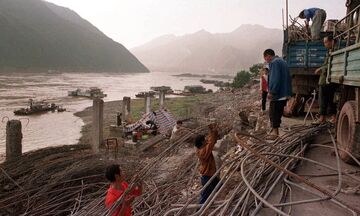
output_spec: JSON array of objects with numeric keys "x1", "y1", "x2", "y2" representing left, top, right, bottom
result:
[
  {"x1": 92, "y1": 98, "x2": 104, "y2": 153},
  {"x1": 159, "y1": 90, "x2": 166, "y2": 108},
  {"x1": 145, "y1": 93, "x2": 151, "y2": 113},
  {"x1": 122, "y1": 96, "x2": 131, "y2": 121},
  {"x1": 6, "y1": 120, "x2": 22, "y2": 161}
]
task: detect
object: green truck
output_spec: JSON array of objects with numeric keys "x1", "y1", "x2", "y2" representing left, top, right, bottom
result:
[{"x1": 329, "y1": 0, "x2": 360, "y2": 163}]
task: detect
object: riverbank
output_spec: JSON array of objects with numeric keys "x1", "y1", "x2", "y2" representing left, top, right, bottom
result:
[{"x1": 1, "y1": 89, "x2": 247, "y2": 214}]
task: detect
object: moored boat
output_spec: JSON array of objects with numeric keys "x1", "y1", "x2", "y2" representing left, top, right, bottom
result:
[
  {"x1": 135, "y1": 91, "x2": 156, "y2": 98},
  {"x1": 14, "y1": 99, "x2": 58, "y2": 116},
  {"x1": 68, "y1": 87, "x2": 107, "y2": 99}
]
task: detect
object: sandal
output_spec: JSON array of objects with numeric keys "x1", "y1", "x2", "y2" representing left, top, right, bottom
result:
[
  {"x1": 311, "y1": 119, "x2": 326, "y2": 125},
  {"x1": 329, "y1": 116, "x2": 336, "y2": 125}
]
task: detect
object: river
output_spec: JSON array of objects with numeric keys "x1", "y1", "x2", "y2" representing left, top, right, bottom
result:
[{"x1": 0, "y1": 71, "x2": 227, "y2": 155}]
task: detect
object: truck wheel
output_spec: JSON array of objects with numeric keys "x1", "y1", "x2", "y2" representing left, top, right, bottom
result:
[{"x1": 337, "y1": 101, "x2": 360, "y2": 163}]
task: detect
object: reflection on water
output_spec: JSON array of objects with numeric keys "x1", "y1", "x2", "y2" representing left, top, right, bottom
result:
[{"x1": 0, "y1": 71, "x2": 222, "y2": 154}]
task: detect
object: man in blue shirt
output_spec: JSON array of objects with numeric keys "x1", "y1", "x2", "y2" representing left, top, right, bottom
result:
[
  {"x1": 263, "y1": 49, "x2": 292, "y2": 140},
  {"x1": 299, "y1": 8, "x2": 327, "y2": 40}
]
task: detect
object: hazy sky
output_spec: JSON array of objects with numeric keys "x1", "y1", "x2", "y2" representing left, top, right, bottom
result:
[{"x1": 46, "y1": 0, "x2": 345, "y2": 48}]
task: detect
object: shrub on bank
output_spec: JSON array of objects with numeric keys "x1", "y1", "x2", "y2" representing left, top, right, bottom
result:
[
  {"x1": 249, "y1": 63, "x2": 264, "y2": 78},
  {"x1": 232, "y1": 70, "x2": 251, "y2": 88}
]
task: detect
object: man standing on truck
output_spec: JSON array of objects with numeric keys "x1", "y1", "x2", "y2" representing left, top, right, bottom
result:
[
  {"x1": 263, "y1": 49, "x2": 292, "y2": 140},
  {"x1": 299, "y1": 8, "x2": 327, "y2": 40},
  {"x1": 314, "y1": 35, "x2": 337, "y2": 124}
]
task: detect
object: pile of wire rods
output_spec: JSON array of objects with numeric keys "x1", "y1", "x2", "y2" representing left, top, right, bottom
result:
[{"x1": 146, "y1": 124, "x2": 360, "y2": 216}]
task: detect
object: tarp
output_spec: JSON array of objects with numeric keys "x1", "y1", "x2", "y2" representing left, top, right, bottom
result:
[
  {"x1": 124, "y1": 109, "x2": 176, "y2": 135},
  {"x1": 151, "y1": 109, "x2": 177, "y2": 134}
]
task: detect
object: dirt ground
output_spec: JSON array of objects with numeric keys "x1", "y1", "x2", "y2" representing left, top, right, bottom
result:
[
  {"x1": 254, "y1": 117, "x2": 360, "y2": 216},
  {"x1": 72, "y1": 83, "x2": 360, "y2": 216},
  {"x1": 71, "y1": 84, "x2": 360, "y2": 215},
  {"x1": 2, "y1": 82, "x2": 360, "y2": 215}
]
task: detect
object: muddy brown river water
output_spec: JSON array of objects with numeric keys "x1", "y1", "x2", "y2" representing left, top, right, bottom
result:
[{"x1": 0, "y1": 71, "x2": 224, "y2": 155}]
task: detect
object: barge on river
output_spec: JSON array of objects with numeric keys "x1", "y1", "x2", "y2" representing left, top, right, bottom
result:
[
  {"x1": 68, "y1": 87, "x2": 107, "y2": 99},
  {"x1": 13, "y1": 99, "x2": 63, "y2": 116},
  {"x1": 135, "y1": 91, "x2": 156, "y2": 98}
]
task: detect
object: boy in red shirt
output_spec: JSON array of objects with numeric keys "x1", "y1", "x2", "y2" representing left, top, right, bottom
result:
[{"x1": 105, "y1": 164, "x2": 142, "y2": 216}]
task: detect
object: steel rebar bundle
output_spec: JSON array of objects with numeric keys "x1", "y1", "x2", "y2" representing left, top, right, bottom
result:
[
  {"x1": 162, "y1": 125, "x2": 360, "y2": 216},
  {"x1": 287, "y1": 16, "x2": 312, "y2": 41},
  {"x1": 2, "y1": 122, "x2": 360, "y2": 215}
]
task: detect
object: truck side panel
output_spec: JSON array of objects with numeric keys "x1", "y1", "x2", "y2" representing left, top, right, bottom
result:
[
  {"x1": 284, "y1": 41, "x2": 327, "y2": 95},
  {"x1": 286, "y1": 41, "x2": 327, "y2": 72},
  {"x1": 330, "y1": 44, "x2": 360, "y2": 87}
]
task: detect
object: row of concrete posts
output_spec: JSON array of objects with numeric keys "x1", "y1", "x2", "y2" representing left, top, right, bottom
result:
[
  {"x1": 91, "y1": 90, "x2": 166, "y2": 152},
  {"x1": 4, "y1": 91, "x2": 166, "y2": 160}
]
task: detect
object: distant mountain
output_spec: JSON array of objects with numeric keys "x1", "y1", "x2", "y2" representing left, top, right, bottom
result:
[
  {"x1": 0, "y1": 0, "x2": 149, "y2": 73},
  {"x1": 132, "y1": 24, "x2": 283, "y2": 74}
]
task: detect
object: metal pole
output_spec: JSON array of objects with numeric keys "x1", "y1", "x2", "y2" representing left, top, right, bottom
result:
[
  {"x1": 286, "y1": 0, "x2": 289, "y2": 41},
  {"x1": 282, "y1": 8, "x2": 285, "y2": 30},
  {"x1": 286, "y1": 0, "x2": 289, "y2": 29}
]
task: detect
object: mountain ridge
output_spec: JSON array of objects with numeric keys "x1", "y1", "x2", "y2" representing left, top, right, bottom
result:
[
  {"x1": 0, "y1": 0, "x2": 149, "y2": 73},
  {"x1": 132, "y1": 24, "x2": 283, "y2": 74}
]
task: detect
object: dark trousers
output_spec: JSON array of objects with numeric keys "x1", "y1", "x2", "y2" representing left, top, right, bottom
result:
[
  {"x1": 200, "y1": 175, "x2": 220, "y2": 204},
  {"x1": 269, "y1": 100, "x2": 287, "y2": 128},
  {"x1": 319, "y1": 84, "x2": 337, "y2": 116},
  {"x1": 262, "y1": 91, "x2": 268, "y2": 111}
]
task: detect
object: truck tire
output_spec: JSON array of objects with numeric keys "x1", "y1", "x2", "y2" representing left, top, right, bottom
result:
[{"x1": 337, "y1": 101, "x2": 360, "y2": 163}]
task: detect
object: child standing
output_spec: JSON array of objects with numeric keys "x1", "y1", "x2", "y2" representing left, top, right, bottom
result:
[
  {"x1": 105, "y1": 164, "x2": 142, "y2": 216},
  {"x1": 260, "y1": 67, "x2": 269, "y2": 112}
]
